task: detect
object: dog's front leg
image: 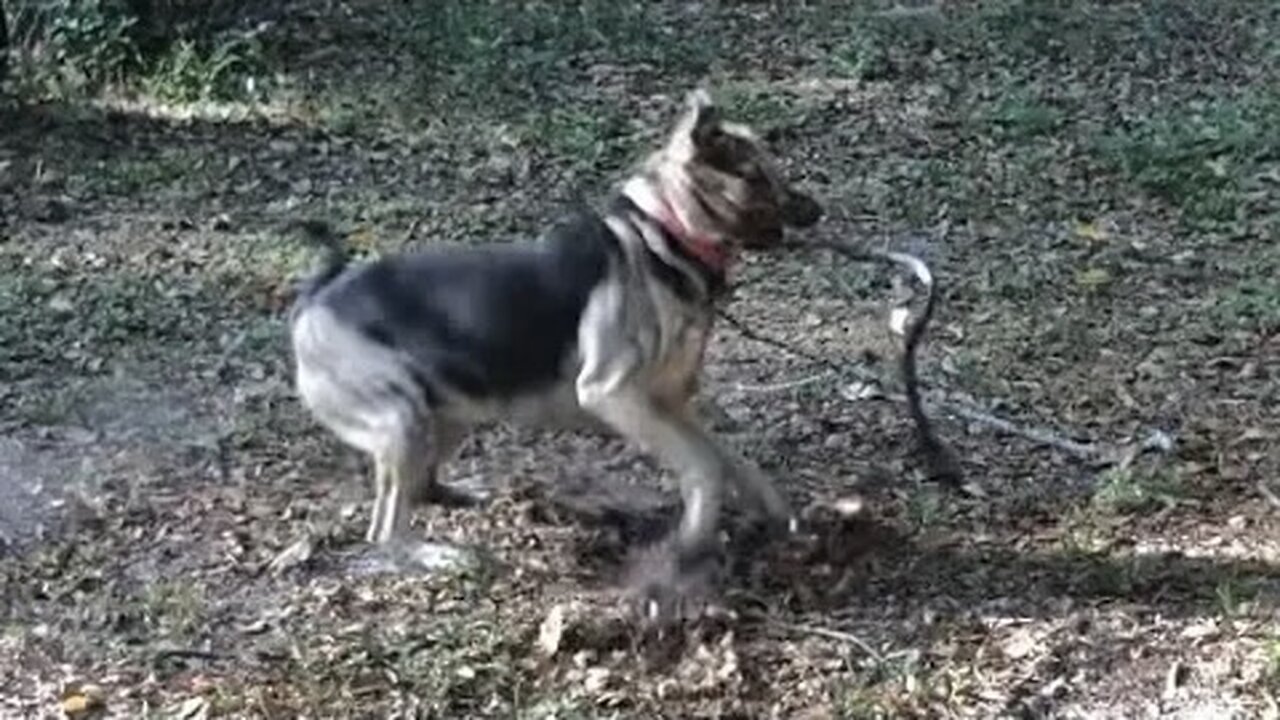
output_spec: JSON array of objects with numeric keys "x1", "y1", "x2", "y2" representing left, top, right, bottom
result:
[
  {"x1": 579, "y1": 380, "x2": 732, "y2": 614},
  {"x1": 587, "y1": 387, "x2": 728, "y2": 555}
]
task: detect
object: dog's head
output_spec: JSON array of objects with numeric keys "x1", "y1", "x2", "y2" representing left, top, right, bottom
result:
[{"x1": 652, "y1": 89, "x2": 823, "y2": 249}]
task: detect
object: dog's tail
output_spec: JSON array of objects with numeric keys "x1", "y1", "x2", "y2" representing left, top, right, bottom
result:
[{"x1": 288, "y1": 219, "x2": 348, "y2": 301}]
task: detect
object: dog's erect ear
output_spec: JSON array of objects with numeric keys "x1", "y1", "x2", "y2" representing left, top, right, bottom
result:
[
  {"x1": 669, "y1": 88, "x2": 720, "y2": 155},
  {"x1": 686, "y1": 88, "x2": 720, "y2": 146}
]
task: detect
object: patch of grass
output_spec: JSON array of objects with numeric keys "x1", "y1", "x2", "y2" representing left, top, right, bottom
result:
[
  {"x1": 834, "y1": 682, "x2": 889, "y2": 719},
  {"x1": 278, "y1": 610, "x2": 526, "y2": 717},
  {"x1": 141, "y1": 580, "x2": 207, "y2": 637},
  {"x1": 905, "y1": 487, "x2": 945, "y2": 531},
  {"x1": 1059, "y1": 505, "x2": 1109, "y2": 555},
  {"x1": 388, "y1": 1, "x2": 690, "y2": 115},
  {"x1": 1214, "y1": 575, "x2": 1258, "y2": 617},
  {"x1": 984, "y1": 87, "x2": 1064, "y2": 140},
  {"x1": 827, "y1": 4, "x2": 947, "y2": 82},
  {"x1": 68, "y1": 148, "x2": 200, "y2": 196},
  {"x1": 718, "y1": 82, "x2": 809, "y2": 134},
  {"x1": 1212, "y1": 279, "x2": 1280, "y2": 334},
  {"x1": 0, "y1": 257, "x2": 271, "y2": 381},
  {"x1": 1091, "y1": 466, "x2": 1182, "y2": 515},
  {"x1": 1095, "y1": 90, "x2": 1280, "y2": 222},
  {"x1": 9, "y1": 0, "x2": 271, "y2": 102},
  {"x1": 519, "y1": 105, "x2": 636, "y2": 171},
  {"x1": 140, "y1": 29, "x2": 270, "y2": 103},
  {"x1": 1264, "y1": 632, "x2": 1280, "y2": 692}
]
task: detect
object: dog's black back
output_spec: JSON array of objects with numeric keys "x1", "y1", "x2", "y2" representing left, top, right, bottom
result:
[{"x1": 306, "y1": 210, "x2": 617, "y2": 401}]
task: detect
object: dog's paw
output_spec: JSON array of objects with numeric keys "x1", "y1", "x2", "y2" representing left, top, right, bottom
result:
[{"x1": 623, "y1": 541, "x2": 724, "y2": 625}]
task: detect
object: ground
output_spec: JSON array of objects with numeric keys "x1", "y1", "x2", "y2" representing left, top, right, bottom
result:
[{"x1": 2, "y1": 1, "x2": 1279, "y2": 718}]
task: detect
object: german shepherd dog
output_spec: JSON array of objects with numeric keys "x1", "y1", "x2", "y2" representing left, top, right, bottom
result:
[{"x1": 289, "y1": 90, "x2": 822, "y2": 608}]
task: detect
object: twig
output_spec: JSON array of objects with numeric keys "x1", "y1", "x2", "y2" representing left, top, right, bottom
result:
[
  {"x1": 732, "y1": 372, "x2": 833, "y2": 393},
  {"x1": 402, "y1": 217, "x2": 424, "y2": 246},
  {"x1": 765, "y1": 619, "x2": 884, "y2": 662},
  {"x1": 936, "y1": 399, "x2": 1100, "y2": 460},
  {"x1": 153, "y1": 648, "x2": 228, "y2": 666},
  {"x1": 716, "y1": 310, "x2": 846, "y2": 376},
  {"x1": 1258, "y1": 479, "x2": 1280, "y2": 511},
  {"x1": 718, "y1": 307, "x2": 1109, "y2": 463}
]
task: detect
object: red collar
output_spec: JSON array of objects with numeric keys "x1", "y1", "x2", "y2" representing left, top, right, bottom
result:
[{"x1": 652, "y1": 195, "x2": 734, "y2": 275}]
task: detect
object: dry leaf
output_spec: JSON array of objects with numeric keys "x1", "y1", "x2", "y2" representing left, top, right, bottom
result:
[
  {"x1": 583, "y1": 667, "x2": 611, "y2": 694},
  {"x1": 1075, "y1": 267, "x2": 1112, "y2": 289},
  {"x1": 268, "y1": 535, "x2": 314, "y2": 575},
  {"x1": 61, "y1": 684, "x2": 105, "y2": 717},
  {"x1": 999, "y1": 627, "x2": 1041, "y2": 660},
  {"x1": 538, "y1": 604, "x2": 567, "y2": 658},
  {"x1": 166, "y1": 697, "x2": 210, "y2": 720},
  {"x1": 1074, "y1": 220, "x2": 1107, "y2": 242},
  {"x1": 840, "y1": 381, "x2": 882, "y2": 402}
]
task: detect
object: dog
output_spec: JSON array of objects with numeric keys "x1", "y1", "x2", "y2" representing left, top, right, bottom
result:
[{"x1": 288, "y1": 89, "x2": 822, "y2": 605}]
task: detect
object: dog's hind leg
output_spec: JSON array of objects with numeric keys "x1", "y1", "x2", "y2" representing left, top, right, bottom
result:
[
  {"x1": 361, "y1": 414, "x2": 475, "y2": 573},
  {"x1": 366, "y1": 454, "x2": 393, "y2": 544},
  {"x1": 404, "y1": 419, "x2": 483, "y2": 509},
  {"x1": 367, "y1": 412, "x2": 449, "y2": 545}
]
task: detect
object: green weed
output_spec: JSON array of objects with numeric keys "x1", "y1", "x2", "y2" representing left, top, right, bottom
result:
[
  {"x1": 985, "y1": 87, "x2": 1064, "y2": 139},
  {"x1": 520, "y1": 105, "x2": 635, "y2": 170},
  {"x1": 141, "y1": 580, "x2": 207, "y2": 637},
  {"x1": 1091, "y1": 466, "x2": 1181, "y2": 515},
  {"x1": 7, "y1": 0, "x2": 268, "y2": 101},
  {"x1": 1264, "y1": 631, "x2": 1280, "y2": 692},
  {"x1": 141, "y1": 30, "x2": 267, "y2": 103},
  {"x1": 1214, "y1": 575, "x2": 1257, "y2": 617},
  {"x1": 1212, "y1": 279, "x2": 1280, "y2": 334}
]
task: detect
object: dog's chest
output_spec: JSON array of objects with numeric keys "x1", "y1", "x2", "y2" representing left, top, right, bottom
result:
[{"x1": 646, "y1": 308, "x2": 711, "y2": 404}]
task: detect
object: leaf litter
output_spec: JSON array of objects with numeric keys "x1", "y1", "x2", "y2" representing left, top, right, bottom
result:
[{"x1": 2, "y1": 1, "x2": 1280, "y2": 717}]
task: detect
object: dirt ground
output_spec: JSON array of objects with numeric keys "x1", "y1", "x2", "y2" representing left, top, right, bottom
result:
[{"x1": 2, "y1": 1, "x2": 1278, "y2": 718}]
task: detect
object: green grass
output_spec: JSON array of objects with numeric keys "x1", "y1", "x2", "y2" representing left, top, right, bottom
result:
[
  {"x1": 140, "y1": 580, "x2": 208, "y2": 637},
  {"x1": 1096, "y1": 90, "x2": 1280, "y2": 222},
  {"x1": 385, "y1": 1, "x2": 698, "y2": 115},
  {"x1": 1091, "y1": 466, "x2": 1182, "y2": 515},
  {"x1": 68, "y1": 149, "x2": 203, "y2": 196},
  {"x1": 1265, "y1": 631, "x2": 1280, "y2": 693},
  {"x1": 984, "y1": 87, "x2": 1064, "y2": 140},
  {"x1": 1213, "y1": 575, "x2": 1258, "y2": 618},
  {"x1": 517, "y1": 105, "x2": 638, "y2": 172}
]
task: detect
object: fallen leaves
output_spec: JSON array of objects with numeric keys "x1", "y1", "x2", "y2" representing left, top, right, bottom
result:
[
  {"x1": 60, "y1": 683, "x2": 105, "y2": 718},
  {"x1": 267, "y1": 533, "x2": 315, "y2": 576}
]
